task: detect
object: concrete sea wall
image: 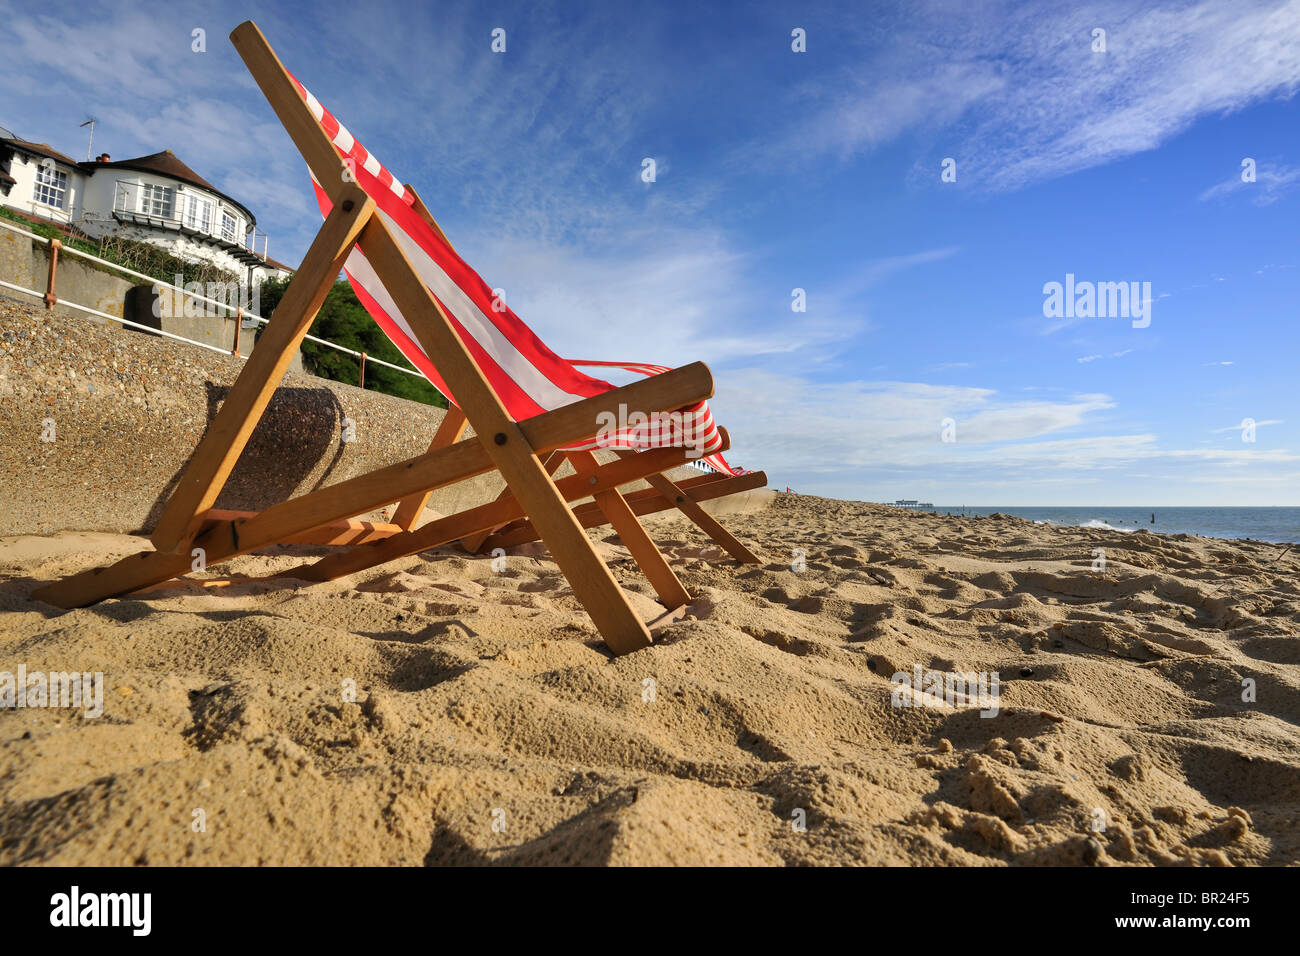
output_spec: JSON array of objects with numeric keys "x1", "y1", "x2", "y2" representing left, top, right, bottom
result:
[{"x1": 0, "y1": 299, "x2": 770, "y2": 541}]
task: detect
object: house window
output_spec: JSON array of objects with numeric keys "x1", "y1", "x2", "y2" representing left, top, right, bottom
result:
[
  {"x1": 184, "y1": 194, "x2": 213, "y2": 232},
  {"x1": 138, "y1": 183, "x2": 174, "y2": 219},
  {"x1": 32, "y1": 164, "x2": 68, "y2": 210},
  {"x1": 221, "y1": 211, "x2": 237, "y2": 242}
]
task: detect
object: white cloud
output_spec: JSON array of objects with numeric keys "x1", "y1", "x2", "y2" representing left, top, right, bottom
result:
[
  {"x1": 836, "y1": 247, "x2": 961, "y2": 296},
  {"x1": 710, "y1": 370, "x2": 1117, "y2": 473},
  {"x1": 707, "y1": 368, "x2": 1299, "y2": 499},
  {"x1": 768, "y1": 0, "x2": 1300, "y2": 191},
  {"x1": 1211, "y1": 418, "x2": 1284, "y2": 433},
  {"x1": 0, "y1": 0, "x2": 692, "y2": 264},
  {"x1": 1199, "y1": 162, "x2": 1300, "y2": 204},
  {"x1": 455, "y1": 225, "x2": 876, "y2": 369}
]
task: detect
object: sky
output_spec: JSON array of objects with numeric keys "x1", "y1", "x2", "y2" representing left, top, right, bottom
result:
[{"x1": 2, "y1": 0, "x2": 1298, "y2": 505}]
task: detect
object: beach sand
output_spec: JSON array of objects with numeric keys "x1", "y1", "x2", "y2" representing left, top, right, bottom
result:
[{"x1": 1, "y1": 496, "x2": 1297, "y2": 865}]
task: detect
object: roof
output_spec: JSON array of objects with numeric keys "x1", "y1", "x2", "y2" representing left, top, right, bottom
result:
[
  {"x1": 88, "y1": 149, "x2": 217, "y2": 191},
  {"x1": 0, "y1": 171, "x2": 15, "y2": 188},
  {"x1": 258, "y1": 254, "x2": 296, "y2": 274},
  {"x1": 3, "y1": 138, "x2": 81, "y2": 168},
  {"x1": 84, "y1": 150, "x2": 255, "y2": 225}
]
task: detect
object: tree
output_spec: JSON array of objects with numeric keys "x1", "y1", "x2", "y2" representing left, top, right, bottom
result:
[{"x1": 257, "y1": 275, "x2": 447, "y2": 408}]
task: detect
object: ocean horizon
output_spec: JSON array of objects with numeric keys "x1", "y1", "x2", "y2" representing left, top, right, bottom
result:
[{"x1": 918, "y1": 506, "x2": 1300, "y2": 545}]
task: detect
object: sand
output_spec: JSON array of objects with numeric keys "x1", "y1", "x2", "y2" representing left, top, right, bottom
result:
[{"x1": 0, "y1": 496, "x2": 1297, "y2": 866}]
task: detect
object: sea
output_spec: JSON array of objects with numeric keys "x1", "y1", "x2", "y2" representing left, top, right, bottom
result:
[{"x1": 926, "y1": 506, "x2": 1300, "y2": 545}]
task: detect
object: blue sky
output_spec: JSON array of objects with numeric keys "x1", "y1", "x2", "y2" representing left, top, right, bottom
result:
[{"x1": 3, "y1": 0, "x2": 1299, "y2": 504}]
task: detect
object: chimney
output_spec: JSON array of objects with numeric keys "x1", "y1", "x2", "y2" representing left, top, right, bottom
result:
[{"x1": 96, "y1": 153, "x2": 110, "y2": 162}]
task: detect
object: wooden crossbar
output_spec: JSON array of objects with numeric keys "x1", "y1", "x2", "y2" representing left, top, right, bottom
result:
[
  {"x1": 390, "y1": 406, "x2": 468, "y2": 530},
  {"x1": 485, "y1": 470, "x2": 768, "y2": 550},
  {"x1": 476, "y1": 471, "x2": 734, "y2": 545},
  {"x1": 289, "y1": 444, "x2": 705, "y2": 584},
  {"x1": 459, "y1": 449, "x2": 565, "y2": 554},
  {"x1": 200, "y1": 510, "x2": 404, "y2": 547}
]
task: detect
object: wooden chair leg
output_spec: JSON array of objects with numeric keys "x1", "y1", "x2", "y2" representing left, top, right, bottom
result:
[
  {"x1": 148, "y1": 186, "x2": 376, "y2": 553},
  {"x1": 565, "y1": 451, "x2": 692, "y2": 610},
  {"x1": 486, "y1": 470, "x2": 768, "y2": 550},
  {"x1": 615, "y1": 452, "x2": 762, "y2": 563},
  {"x1": 459, "y1": 449, "x2": 564, "y2": 554},
  {"x1": 391, "y1": 406, "x2": 468, "y2": 530}
]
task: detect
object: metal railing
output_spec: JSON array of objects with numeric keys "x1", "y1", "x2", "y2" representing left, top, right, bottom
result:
[
  {"x1": 0, "y1": 216, "x2": 424, "y2": 384},
  {"x1": 21, "y1": 199, "x2": 72, "y2": 225}
]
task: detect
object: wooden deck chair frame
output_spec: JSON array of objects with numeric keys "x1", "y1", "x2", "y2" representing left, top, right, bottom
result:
[
  {"x1": 32, "y1": 21, "x2": 763, "y2": 656},
  {"x1": 384, "y1": 188, "x2": 765, "y2": 568}
]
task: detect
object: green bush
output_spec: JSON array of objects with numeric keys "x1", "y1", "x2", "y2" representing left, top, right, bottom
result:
[
  {"x1": 0, "y1": 207, "x2": 239, "y2": 289},
  {"x1": 0, "y1": 206, "x2": 93, "y2": 251},
  {"x1": 257, "y1": 275, "x2": 448, "y2": 408},
  {"x1": 95, "y1": 233, "x2": 241, "y2": 289}
]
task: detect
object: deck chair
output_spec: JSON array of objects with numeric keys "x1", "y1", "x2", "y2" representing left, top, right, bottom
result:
[{"x1": 32, "y1": 21, "x2": 766, "y2": 656}]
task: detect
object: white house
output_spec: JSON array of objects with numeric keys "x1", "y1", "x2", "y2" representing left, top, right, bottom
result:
[{"x1": 0, "y1": 129, "x2": 293, "y2": 285}]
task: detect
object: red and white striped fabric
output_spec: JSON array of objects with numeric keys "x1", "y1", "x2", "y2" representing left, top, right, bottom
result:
[
  {"x1": 287, "y1": 73, "x2": 740, "y2": 476},
  {"x1": 567, "y1": 360, "x2": 747, "y2": 475}
]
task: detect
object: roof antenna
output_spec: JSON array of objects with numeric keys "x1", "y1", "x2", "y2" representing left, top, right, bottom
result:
[{"x1": 79, "y1": 118, "x2": 96, "y2": 161}]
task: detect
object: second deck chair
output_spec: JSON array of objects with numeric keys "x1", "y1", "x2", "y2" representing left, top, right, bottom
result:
[{"x1": 32, "y1": 21, "x2": 765, "y2": 656}]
